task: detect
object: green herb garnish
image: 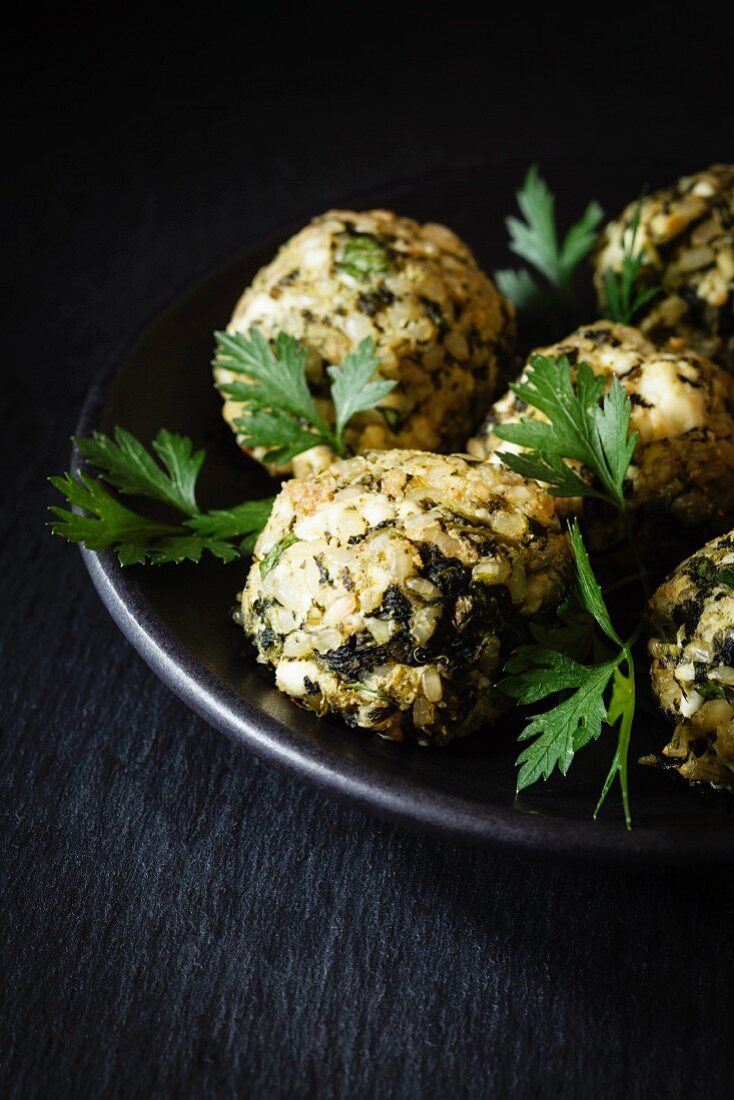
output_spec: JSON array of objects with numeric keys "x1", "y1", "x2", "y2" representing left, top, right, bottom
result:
[
  {"x1": 494, "y1": 353, "x2": 647, "y2": 826},
  {"x1": 215, "y1": 329, "x2": 396, "y2": 464},
  {"x1": 259, "y1": 532, "x2": 300, "y2": 577},
  {"x1": 326, "y1": 344, "x2": 397, "y2": 451},
  {"x1": 335, "y1": 234, "x2": 392, "y2": 281},
  {"x1": 494, "y1": 354, "x2": 638, "y2": 512},
  {"x1": 495, "y1": 166, "x2": 603, "y2": 315},
  {"x1": 500, "y1": 522, "x2": 637, "y2": 828},
  {"x1": 602, "y1": 195, "x2": 661, "y2": 325},
  {"x1": 49, "y1": 428, "x2": 274, "y2": 565}
]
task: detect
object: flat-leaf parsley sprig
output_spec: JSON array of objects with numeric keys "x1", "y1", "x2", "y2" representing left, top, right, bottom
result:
[
  {"x1": 493, "y1": 352, "x2": 648, "y2": 598},
  {"x1": 499, "y1": 522, "x2": 636, "y2": 827},
  {"x1": 602, "y1": 194, "x2": 661, "y2": 326},
  {"x1": 493, "y1": 353, "x2": 637, "y2": 510},
  {"x1": 495, "y1": 166, "x2": 603, "y2": 318},
  {"x1": 214, "y1": 329, "x2": 396, "y2": 465},
  {"x1": 493, "y1": 353, "x2": 647, "y2": 825},
  {"x1": 53, "y1": 328, "x2": 398, "y2": 564},
  {"x1": 49, "y1": 428, "x2": 274, "y2": 566}
]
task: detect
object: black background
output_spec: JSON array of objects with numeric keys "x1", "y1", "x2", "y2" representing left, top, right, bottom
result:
[{"x1": 3, "y1": 7, "x2": 734, "y2": 1098}]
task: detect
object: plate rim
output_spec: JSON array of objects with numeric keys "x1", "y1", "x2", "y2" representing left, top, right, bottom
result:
[{"x1": 72, "y1": 168, "x2": 734, "y2": 866}]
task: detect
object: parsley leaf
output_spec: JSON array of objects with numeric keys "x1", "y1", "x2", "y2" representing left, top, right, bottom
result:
[
  {"x1": 49, "y1": 474, "x2": 180, "y2": 562},
  {"x1": 495, "y1": 166, "x2": 603, "y2": 314},
  {"x1": 499, "y1": 521, "x2": 636, "y2": 827},
  {"x1": 233, "y1": 408, "x2": 330, "y2": 468},
  {"x1": 49, "y1": 429, "x2": 274, "y2": 566},
  {"x1": 49, "y1": 474, "x2": 242, "y2": 565},
  {"x1": 493, "y1": 448, "x2": 594, "y2": 501},
  {"x1": 215, "y1": 328, "x2": 395, "y2": 465},
  {"x1": 602, "y1": 194, "x2": 661, "y2": 325},
  {"x1": 215, "y1": 328, "x2": 338, "y2": 461},
  {"x1": 593, "y1": 370, "x2": 638, "y2": 504},
  {"x1": 494, "y1": 268, "x2": 556, "y2": 315},
  {"x1": 500, "y1": 648, "x2": 617, "y2": 786},
  {"x1": 327, "y1": 338, "x2": 396, "y2": 453},
  {"x1": 259, "y1": 532, "x2": 300, "y2": 577},
  {"x1": 186, "y1": 500, "x2": 277, "y2": 556},
  {"x1": 335, "y1": 234, "x2": 392, "y2": 281},
  {"x1": 75, "y1": 428, "x2": 205, "y2": 514},
  {"x1": 568, "y1": 520, "x2": 621, "y2": 646},
  {"x1": 495, "y1": 354, "x2": 638, "y2": 510}
]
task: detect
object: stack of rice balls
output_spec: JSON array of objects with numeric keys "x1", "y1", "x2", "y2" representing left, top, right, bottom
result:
[{"x1": 216, "y1": 170, "x2": 734, "y2": 785}]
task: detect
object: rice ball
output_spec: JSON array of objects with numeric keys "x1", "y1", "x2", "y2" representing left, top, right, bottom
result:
[
  {"x1": 594, "y1": 165, "x2": 734, "y2": 372},
  {"x1": 215, "y1": 209, "x2": 515, "y2": 476},
  {"x1": 467, "y1": 321, "x2": 734, "y2": 567},
  {"x1": 239, "y1": 450, "x2": 572, "y2": 745},
  {"x1": 648, "y1": 529, "x2": 734, "y2": 787}
]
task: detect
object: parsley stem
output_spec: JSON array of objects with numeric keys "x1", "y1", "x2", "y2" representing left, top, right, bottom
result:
[
  {"x1": 618, "y1": 655, "x2": 634, "y2": 830},
  {"x1": 594, "y1": 644, "x2": 634, "y2": 830},
  {"x1": 621, "y1": 508, "x2": 651, "y2": 602},
  {"x1": 624, "y1": 619, "x2": 646, "y2": 650},
  {"x1": 332, "y1": 428, "x2": 348, "y2": 459}
]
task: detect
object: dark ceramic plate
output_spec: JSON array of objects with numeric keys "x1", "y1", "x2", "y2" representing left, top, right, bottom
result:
[{"x1": 75, "y1": 163, "x2": 734, "y2": 864}]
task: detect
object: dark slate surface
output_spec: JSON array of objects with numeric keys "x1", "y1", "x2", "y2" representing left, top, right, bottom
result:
[{"x1": 3, "y1": 10, "x2": 734, "y2": 1098}]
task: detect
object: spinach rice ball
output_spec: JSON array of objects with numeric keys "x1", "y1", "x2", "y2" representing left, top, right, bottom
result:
[
  {"x1": 238, "y1": 450, "x2": 572, "y2": 745},
  {"x1": 215, "y1": 209, "x2": 515, "y2": 477},
  {"x1": 594, "y1": 165, "x2": 734, "y2": 372},
  {"x1": 648, "y1": 529, "x2": 734, "y2": 787},
  {"x1": 467, "y1": 321, "x2": 734, "y2": 571}
]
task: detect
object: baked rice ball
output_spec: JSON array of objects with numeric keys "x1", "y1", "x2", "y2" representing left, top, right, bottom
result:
[
  {"x1": 215, "y1": 209, "x2": 515, "y2": 476},
  {"x1": 467, "y1": 321, "x2": 734, "y2": 566},
  {"x1": 594, "y1": 165, "x2": 734, "y2": 372},
  {"x1": 648, "y1": 529, "x2": 734, "y2": 787},
  {"x1": 239, "y1": 450, "x2": 572, "y2": 745}
]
